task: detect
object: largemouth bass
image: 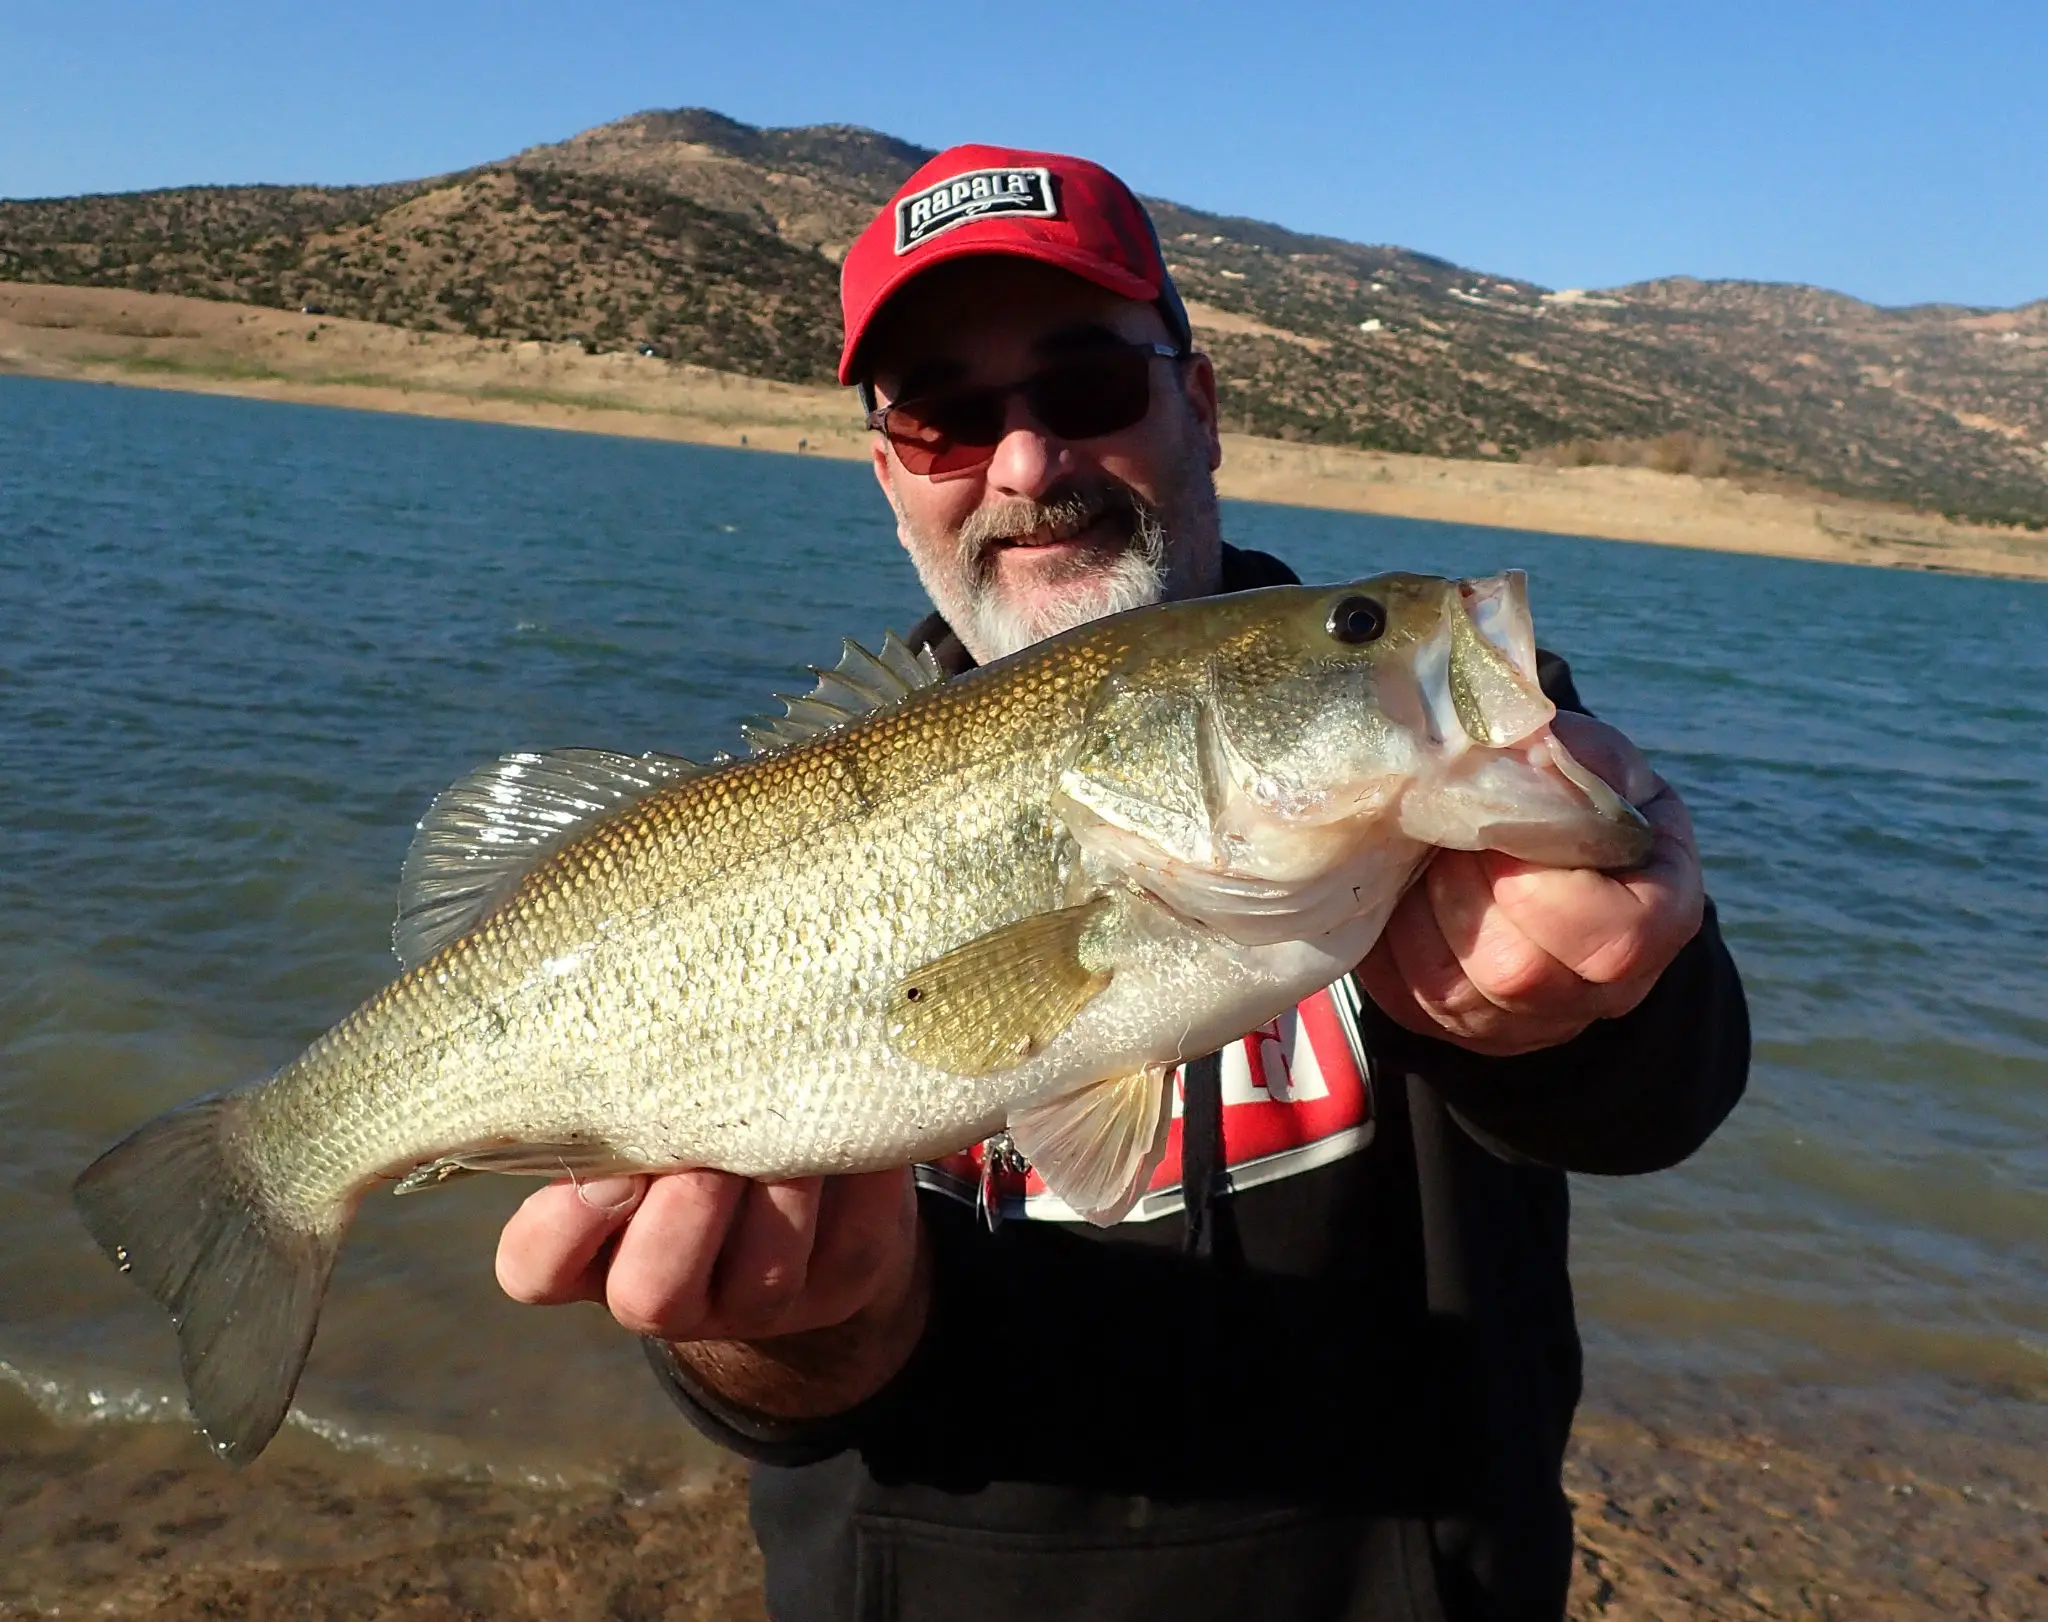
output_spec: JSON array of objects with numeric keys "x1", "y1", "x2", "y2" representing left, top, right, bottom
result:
[{"x1": 75, "y1": 572, "x2": 1652, "y2": 1463}]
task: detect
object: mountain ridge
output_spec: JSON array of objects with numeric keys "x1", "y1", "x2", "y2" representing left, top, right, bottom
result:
[{"x1": 3, "y1": 107, "x2": 2042, "y2": 526}]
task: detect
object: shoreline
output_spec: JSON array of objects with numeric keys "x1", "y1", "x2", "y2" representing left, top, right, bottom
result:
[
  {"x1": 4, "y1": 1373, "x2": 2040, "y2": 1620},
  {"x1": 6, "y1": 282, "x2": 2044, "y2": 585}
]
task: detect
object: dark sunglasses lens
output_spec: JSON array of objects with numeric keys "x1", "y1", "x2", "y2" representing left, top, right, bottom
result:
[
  {"x1": 882, "y1": 348, "x2": 1162, "y2": 474},
  {"x1": 884, "y1": 391, "x2": 1006, "y2": 475},
  {"x1": 1026, "y1": 351, "x2": 1153, "y2": 440}
]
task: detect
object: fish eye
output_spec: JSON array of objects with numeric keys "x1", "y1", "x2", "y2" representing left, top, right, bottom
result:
[{"x1": 1326, "y1": 595, "x2": 1387, "y2": 644}]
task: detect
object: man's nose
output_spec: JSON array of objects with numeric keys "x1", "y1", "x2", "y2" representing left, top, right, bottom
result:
[{"x1": 983, "y1": 395, "x2": 1071, "y2": 501}]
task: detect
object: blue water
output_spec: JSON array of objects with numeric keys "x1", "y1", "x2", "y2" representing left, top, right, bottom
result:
[{"x1": 2, "y1": 374, "x2": 2043, "y2": 1479}]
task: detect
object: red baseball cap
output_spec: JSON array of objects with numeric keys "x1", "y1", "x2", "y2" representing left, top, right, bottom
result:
[{"x1": 837, "y1": 143, "x2": 1192, "y2": 385}]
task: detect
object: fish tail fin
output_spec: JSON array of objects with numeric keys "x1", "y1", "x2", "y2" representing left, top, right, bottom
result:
[{"x1": 71, "y1": 1091, "x2": 344, "y2": 1465}]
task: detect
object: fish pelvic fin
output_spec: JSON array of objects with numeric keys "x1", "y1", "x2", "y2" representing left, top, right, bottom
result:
[
  {"x1": 72, "y1": 1092, "x2": 343, "y2": 1466},
  {"x1": 1008, "y1": 1065, "x2": 1175, "y2": 1227}
]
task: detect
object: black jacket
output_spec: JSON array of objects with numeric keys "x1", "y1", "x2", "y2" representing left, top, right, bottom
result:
[{"x1": 654, "y1": 546, "x2": 1749, "y2": 1621}]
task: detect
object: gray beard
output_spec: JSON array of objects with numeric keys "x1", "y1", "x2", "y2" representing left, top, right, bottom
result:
[{"x1": 903, "y1": 489, "x2": 1177, "y2": 665}]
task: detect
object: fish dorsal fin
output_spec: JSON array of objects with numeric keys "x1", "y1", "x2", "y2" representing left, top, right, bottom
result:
[
  {"x1": 393, "y1": 748, "x2": 703, "y2": 968},
  {"x1": 741, "y1": 631, "x2": 944, "y2": 756}
]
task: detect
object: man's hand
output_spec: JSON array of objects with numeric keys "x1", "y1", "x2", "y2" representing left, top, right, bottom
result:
[
  {"x1": 497, "y1": 1166, "x2": 926, "y2": 1419},
  {"x1": 1358, "y1": 713, "x2": 1706, "y2": 1058}
]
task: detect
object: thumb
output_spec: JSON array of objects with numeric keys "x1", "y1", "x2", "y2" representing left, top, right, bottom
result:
[
  {"x1": 1549, "y1": 712, "x2": 1662, "y2": 807},
  {"x1": 497, "y1": 1174, "x2": 649, "y2": 1305}
]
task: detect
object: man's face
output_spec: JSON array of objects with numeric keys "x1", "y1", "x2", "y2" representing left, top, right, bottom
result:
[{"x1": 862, "y1": 258, "x2": 1225, "y2": 664}]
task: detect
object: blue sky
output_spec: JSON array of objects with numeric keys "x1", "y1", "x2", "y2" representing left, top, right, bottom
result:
[{"x1": 3, "y1": 0, "x2": 2042, "y2": 308}]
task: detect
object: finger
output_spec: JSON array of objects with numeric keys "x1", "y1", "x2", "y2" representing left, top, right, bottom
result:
[
  {"x1": 1544, "y1": 713, "x2": 1697, "y2": 884},
  {"x1": 603, "y1": 1170, "x2": 747, "y2": 1340},
  {"x1": 1638, "y1": 781, "x2": 1700, "y2": 868},
  {"x1": 1358, "y1": 916, "x2": 1585, "y2": 1056},
  {"x1": 1482, "y1": 793, "x2": 1705, "y2": 988},
  {"x1": 705, "y1": 1177, "x2": 827, "y2": 1337},
  {"x1": 1424, "y1": 846, "x2": 1585, "y2": 1014},
  {"x1": 1359, "y1": 872, "x2": 1478, "y2": 1030},
  {"x1": 1359, "y1": 865, "x2": 1599, "y2": 1055},
  {"x1": 797, "y1": 1169, "x2": 920, "y2": 1331},
  {"x1": 1355, "y1": 933, "x2": 1441, "y2": 1040},
  {"x1": 496, "y1": 1176, "x2": 648, "y2": 1306}
]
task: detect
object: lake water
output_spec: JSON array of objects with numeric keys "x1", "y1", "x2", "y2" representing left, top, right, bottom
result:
[{"x1": 1, "y1": 374, "x2": 2043, "y2": 1485}]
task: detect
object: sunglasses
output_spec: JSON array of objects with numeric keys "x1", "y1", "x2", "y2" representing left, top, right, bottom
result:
[{"x1": 865, "y1": 341, "x2": 1188, "y2": 477}]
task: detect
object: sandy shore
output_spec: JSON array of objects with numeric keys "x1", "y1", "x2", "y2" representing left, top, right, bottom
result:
[
  {"x1": 5, "y1": 1376, "x2": 2041, "y2": 1621},
  {"x1": 5, "y1": 282, "x2": 2044, "y2": 584},
  {"x1": 0, "y1": 1394, "x2": 766, "y2": 1621}
]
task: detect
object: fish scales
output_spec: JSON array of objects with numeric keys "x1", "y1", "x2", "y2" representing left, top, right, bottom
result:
[
  {"x1": 73, "y1": 573, "x2": 1657, "y2": 1463},
  {"x1": 240, "y1": 622, "x2": 1132, "y2": 1222}
]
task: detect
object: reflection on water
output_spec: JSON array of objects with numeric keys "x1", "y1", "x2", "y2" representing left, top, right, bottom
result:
[{"x1": 1, "y1": 374, "x2": 2043, "y2": 1479}]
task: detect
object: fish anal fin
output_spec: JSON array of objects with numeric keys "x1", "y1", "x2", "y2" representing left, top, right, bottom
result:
[
  {"x1": 391, "y1": 1139, "x2": 650, "y2": 1195},
  {"x1": 393, "y1": 748, "x2": 703, "y2": 970},
  {"x1": 885, "y1": 900, "x2": 1114, "y2": 1078},
  {"x1": 1008, "y1": 1066, "x2": 1174, "y2": 1227}
]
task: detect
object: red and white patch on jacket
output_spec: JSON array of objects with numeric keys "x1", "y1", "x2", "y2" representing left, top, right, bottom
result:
[{"x1": 917, "y1": 975, "x2": 1376, "y2": 1224}]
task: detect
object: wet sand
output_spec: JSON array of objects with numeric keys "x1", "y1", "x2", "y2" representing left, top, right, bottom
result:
[
  {"x1": 6, "y1": 1377, "x2": 2041, "y2": 1620},
  {"x1": 4, "y1": 281, "x2": 2044, "y2": 584},
  {"x1": 0, "y1": 1389, "x2": 765, "y2": 1621},
  {"x1": 1562, "y1": 1387, "x2": 2047, "y2": 1619}
]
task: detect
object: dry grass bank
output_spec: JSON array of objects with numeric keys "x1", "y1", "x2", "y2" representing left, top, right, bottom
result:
[
  {"x1": 1218, "y1": 436, "x2": 2048, "y2": 581},
  {"x1": 5, "y1": 283, "x2": 2043, "y2": 583},
  {"x1": 0, "y1": 281, "x2": 859, "y2": 459}
]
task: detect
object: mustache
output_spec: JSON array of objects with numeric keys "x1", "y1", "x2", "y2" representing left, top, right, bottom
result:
[{"x1": 955, "y1": 484, "x2": 1141, "y2": 566}]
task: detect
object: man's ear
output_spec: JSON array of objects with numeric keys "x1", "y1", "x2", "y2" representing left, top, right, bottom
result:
[{"x1": 1183, "y1": 352, "x2": 1223, "y2": 472}]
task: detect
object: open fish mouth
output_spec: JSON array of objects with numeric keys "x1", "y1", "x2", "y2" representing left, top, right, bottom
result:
[
  {"x1": 1401, "y1": 571, "x2": 1655, "y2": 866},
  {"x1": 1459, "y1": 571, "x2": 1540, "y2": 685},
  {"x1": 1406, "y1": 569, "x2": 1555, "y2": 751}
]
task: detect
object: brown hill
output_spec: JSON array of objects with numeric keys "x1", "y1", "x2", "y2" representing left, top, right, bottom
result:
[
  {"x1": 3, "y1": 108, "x2": 2043, "y2": 525},
  {"x1": 511, "y1": 107, "x2": 928, "y2": 255},
  {"x1": 0, "y1": 163, "x2": 842, "y2": 381}
]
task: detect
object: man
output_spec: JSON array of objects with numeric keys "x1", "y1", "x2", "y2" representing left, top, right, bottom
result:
[{"x1": 497, "y1": 146, "x2": 1748, "y2": 1620}]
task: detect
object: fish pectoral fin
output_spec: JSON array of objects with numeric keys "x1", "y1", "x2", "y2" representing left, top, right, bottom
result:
[
  {"x1": 391, "y1": 1140, "x2": 647, "y2": 1196},
  {"x1": 1007, "y1": 1065, "x2": 1174, "y2": 1227},
  {"x1": 884, "y1": 900, "x2": 1115, "y2": 1078}
]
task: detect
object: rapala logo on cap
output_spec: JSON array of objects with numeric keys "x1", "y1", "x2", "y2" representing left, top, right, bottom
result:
[{"x1": 895, "y1": 167, "x2": 1058, "y2": 254}]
